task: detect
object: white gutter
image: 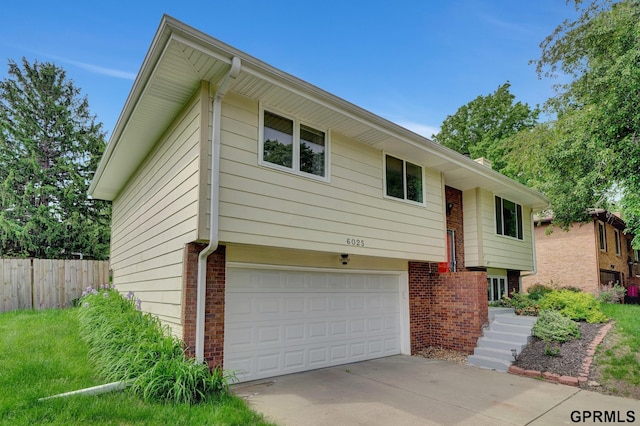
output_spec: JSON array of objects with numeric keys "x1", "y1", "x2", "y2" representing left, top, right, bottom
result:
[
  {"x1": 520, "y1": 210, "x2": 539, "y2": 283},
  {"x1": 195, "y1": 56, "x2": 241, "y2": 363}
]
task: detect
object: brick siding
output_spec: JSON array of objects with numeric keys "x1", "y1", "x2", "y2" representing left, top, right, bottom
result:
[
  {"x1": 523, "y1": 219, "x2": 637, "y2": 293},
  {"x1": 523, "y1": 222, "x2": 599, "y2": 293},
  {"x1": 182, "y1": 243, "x2": 226, "y2": 369},
  {"x1": 445, "y1": 186, "x2": 465, "y2": 271},
  {"x1": 409, "y1": 262, "x2": 488, "y2": 354},
  {"x1": 507, "y1": 270, "x2": 520, "y2": 295}
]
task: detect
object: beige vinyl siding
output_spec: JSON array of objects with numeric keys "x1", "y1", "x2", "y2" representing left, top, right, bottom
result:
[
  {"x1": 226, "y1": 244, "x2": 408, "y2": 271},
  {"x1": 216, "y1": 94, "x2": 446, "y2": 262},
  {"x1": 463, "y1": 188, "x2": 533, "y2": 270},
  {"x1": 463, "y1": 189, "x2": 481, "y2": 267},
  {"x1": 110, "y1": 89, "x2": 204, "y2": 335}
]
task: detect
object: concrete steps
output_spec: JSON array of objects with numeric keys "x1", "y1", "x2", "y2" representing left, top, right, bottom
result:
[{"x1": 468, "y1": 308, "x2": 536, "y2": 372}]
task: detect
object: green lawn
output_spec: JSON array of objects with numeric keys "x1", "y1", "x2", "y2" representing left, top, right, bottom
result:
[
  {"x1": 0, "y1": 309, "x2": 275, "y2": 426},
  {"x1": 597, "y1": 303, "x2": 640, "y2": 393}
]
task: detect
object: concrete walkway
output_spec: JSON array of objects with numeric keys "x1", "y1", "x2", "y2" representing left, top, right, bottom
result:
[{"x1": 233, "y1": 355, "x2": 638, "y2": 425}]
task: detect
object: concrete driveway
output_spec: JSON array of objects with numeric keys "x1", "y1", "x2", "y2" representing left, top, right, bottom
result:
[{"x1": 233, "y1": 355, "x2": 638, "y2": 425}]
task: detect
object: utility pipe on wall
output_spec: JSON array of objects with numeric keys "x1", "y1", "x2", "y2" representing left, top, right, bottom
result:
[{"x1": 195, "y1": 56, "x2": 241, "y2": 363}]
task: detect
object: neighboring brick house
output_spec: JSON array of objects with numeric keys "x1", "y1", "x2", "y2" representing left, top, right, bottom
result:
[
  {"x1": 523, "y1": 209, "x2": 640, "y2": 294},
  {"x1": 89, "y1": 16, "x2": 548, "y2": 382}
]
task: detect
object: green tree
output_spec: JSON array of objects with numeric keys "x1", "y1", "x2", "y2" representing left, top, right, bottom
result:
[
  {"x1": 0, "y1": 58, "x2": 110, "y2": 259},
  {"x1": 532, "y1": 0, "x2": 640, "y2": 244},
  {"x1": 432, "y1": 82, "x2": 539, "y2": 173}
]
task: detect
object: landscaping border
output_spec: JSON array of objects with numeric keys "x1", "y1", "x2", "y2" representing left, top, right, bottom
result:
[{"x1": 508, "y1": 321, "x2": 614, "y2": 387}]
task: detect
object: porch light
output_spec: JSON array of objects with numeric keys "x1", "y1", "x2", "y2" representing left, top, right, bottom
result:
[{"x1": 339, "y1": 254, "x2": 350, "y2": 265}]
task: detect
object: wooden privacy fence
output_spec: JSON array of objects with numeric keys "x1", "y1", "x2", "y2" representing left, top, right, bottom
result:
[{"x1": 0, "y1": 258, "x2": 110, "y2": 312}]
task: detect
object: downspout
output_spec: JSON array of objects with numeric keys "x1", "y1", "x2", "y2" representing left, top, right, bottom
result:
[
  {"x1": 195, "y1": 56, "x2": 241, "y2": 363},
  {"x1": 520, "y1": 210, "x2": 539, "y2": 285}
]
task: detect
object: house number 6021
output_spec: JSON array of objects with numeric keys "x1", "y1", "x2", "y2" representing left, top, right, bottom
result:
[{"x1": 346, "y1": 238, "x2": 365, "y2": 247}]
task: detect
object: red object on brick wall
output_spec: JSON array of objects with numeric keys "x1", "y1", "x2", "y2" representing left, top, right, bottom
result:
[
  {"x1": 438, "y1": 262, "x2": 450, "y2": 273},
  {"x1": 182, "y1": 243, "x2": 226, "y2": 370}
]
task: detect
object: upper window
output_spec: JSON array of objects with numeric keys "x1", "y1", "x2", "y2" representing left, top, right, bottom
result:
[
  {"x1": 614, "y1": 229, "x2": 621, "y2": 256},
  {"x1": 495, "y1": 196, "x2": 523, "y2": 240},
  {"x1": 384, "y1": 154, "x2": 424, "y2": 203},
  {"x1": 260, "y1": 110, "x2": 327, "y2": 179},
  {"x1": 598, "y1": 221, "x2": 607, "y2": 252}
]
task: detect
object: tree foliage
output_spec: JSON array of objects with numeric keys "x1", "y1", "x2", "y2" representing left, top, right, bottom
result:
[
  {"x1": 0, "y1": 58, "x2": 110, "y2": 259},
  {"x1": 531, "y1": 0, "x2": 640, "y2": 244},
  {"x1": 432, "y1": 82, "x2": 539, "y2": 173}
]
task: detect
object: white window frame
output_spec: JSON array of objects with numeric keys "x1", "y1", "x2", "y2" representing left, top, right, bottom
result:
[
  {"x1": 487, "y1": 275, "x2": 508, "y2": 302},
  {"x1": 382, "y1": 152, "x2": 426, "y2": 206},
  {"x1": 598, "y1": 221, "x2": 607, "y2": 252},
  {"x1": 258, "y1": 106, "x2": 330, "y2": 182},
  {"x1": 494, "y1": 195, "x2": 524, "y2": 241}
]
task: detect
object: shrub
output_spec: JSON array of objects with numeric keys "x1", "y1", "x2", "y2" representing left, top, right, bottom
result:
[
  {"x1": 558, "y1": 285, "x2": 583, "y2": 293},
  {"x1": 597, "y1": 283, "x2": 626, "y2": 304},
  {"x1": 77, "y1": 286, "x2": 235, "y2": 404},
  {"x1": 495, "y1": 292, "x2": 540, "y2": 316},
  {"x1": 532, "y1": 310, "x2": 581, "y2": 343},
  {"x1": 539, "y1": 289, "x2": 607, "y2": 323},
  {"x1": 526, "y1": 284, "x2": 553, "y2": 301}
]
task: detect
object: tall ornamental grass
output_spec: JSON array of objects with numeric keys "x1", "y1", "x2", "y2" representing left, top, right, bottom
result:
[{"x1": 77, "y1": 286, "x2": 233, "y2": 404}]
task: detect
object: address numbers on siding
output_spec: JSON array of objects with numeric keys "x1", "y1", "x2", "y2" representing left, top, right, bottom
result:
[{"x1": 346, "y1": 238, "x2": 365, "y2": 247}]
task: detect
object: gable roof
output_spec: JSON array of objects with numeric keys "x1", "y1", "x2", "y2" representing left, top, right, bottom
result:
[{"x1": 89, "y1": 15, "x2": 549, "y2": 211}]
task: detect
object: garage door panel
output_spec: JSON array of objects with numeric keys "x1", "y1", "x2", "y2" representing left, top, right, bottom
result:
[{"x1": 225, "y1": 268, "x2": 401, "y2": 382}]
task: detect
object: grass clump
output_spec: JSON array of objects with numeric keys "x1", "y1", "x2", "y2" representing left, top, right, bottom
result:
[
  {"x1": 77, "y1": 286, "x2": 233, "y2": 405},
  {"x1": 597, "y1": 304, "x2": 640, "y2": 388},
  {"x1": 0, "y1": 308, "x2": 275, "y2": 425}
]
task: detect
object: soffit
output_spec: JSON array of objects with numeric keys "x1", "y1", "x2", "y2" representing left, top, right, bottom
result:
[{"x1": 90, "y1": 16, "x2": 549, "y2": 211}]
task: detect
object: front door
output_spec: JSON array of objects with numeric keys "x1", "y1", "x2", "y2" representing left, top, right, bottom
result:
[
  {"x1": 446, "y1": 230, "x2": 456, "y2": 272},
  {"x1": 487, "y1": 276, "x2": 507, "y2": 302}
]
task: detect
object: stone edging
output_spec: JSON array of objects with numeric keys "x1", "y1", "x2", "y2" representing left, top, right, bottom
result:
[{"x1": 508, "y1": 321, "x2": 615, "y2": 387}]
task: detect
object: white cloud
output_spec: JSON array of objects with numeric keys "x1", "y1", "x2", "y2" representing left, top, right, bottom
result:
[
  {"x1": 393, "y1": 120, "x2": 440, "y2": 140},
  {"x1": 52, "y1": 57, "x2": 136, "y2": 80},
  {"x1": 66, "y1": 60, "x2": 136, "y2": 80}
]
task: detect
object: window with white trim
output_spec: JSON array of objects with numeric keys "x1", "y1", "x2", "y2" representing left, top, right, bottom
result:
[
  {"x1": 614, "y1": 229, "x2": 621, "y2": 256},
  {"x1": 487, "y1": 275, "x2": 507, "y2": 302},
  {"x1": 495, "y1": 196, "x2": 523, "y2": 240},
  {"x1": 598, "y1": 221, "x2": 607, "y2": 252},
  {"x1": 260, "y1": 109, "x2": 328, "y2": 179},
  {"x1": 384, "y1": 154, "x2": 424, "y2": 203}
]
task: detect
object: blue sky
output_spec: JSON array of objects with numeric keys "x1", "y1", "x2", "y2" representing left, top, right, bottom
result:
[{"x1": 0, "y1": 0, "x2": 578, "y2": 139}]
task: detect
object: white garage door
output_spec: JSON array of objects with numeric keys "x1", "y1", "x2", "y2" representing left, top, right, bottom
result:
[{"x1": 224, "y1": 266, "x2": 402, "y2": 382}]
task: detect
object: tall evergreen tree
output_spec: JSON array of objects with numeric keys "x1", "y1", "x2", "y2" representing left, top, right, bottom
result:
[{"x1": 0, "y1": 58, "x2": 110, "y2": 259}]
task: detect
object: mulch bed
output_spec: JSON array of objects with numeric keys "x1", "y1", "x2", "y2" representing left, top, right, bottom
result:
[{"x1": 512, "y1": 321, "x2": 606, "y2": 377}]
